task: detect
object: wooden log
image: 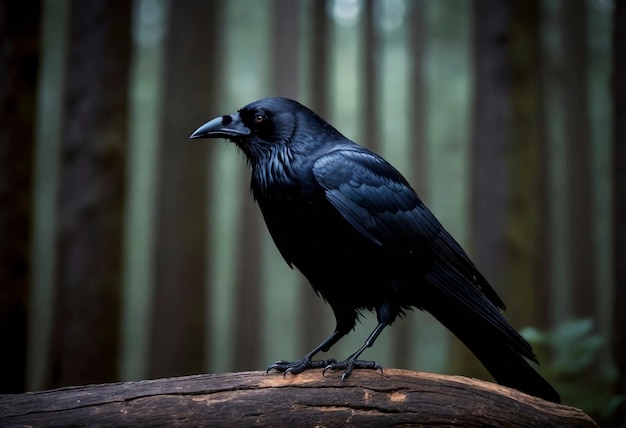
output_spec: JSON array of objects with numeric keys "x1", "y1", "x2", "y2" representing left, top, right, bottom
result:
[{"x1": 0, "y1": 369, "x2": 596, "y2": 427}]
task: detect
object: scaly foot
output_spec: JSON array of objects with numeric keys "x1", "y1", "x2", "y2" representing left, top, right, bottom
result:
[
  {"x1": 266, "y1": 358, "x2": 337, "y2": 376},
  {"x1": 323, "y1": 358, "x2": 383, "y2": 381}
]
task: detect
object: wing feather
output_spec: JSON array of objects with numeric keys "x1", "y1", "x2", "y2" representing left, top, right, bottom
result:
[
  {"x1": 313, "y1": 149, "x2": 440, "y2": 249},
  {"x1": 312, "y1": 149, "x2": 521, "y2": 347}
]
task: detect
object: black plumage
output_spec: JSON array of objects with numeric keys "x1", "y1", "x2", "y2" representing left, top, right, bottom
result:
[{"x1": 190, "y1": 97, "x2": 560, "y2": 403}]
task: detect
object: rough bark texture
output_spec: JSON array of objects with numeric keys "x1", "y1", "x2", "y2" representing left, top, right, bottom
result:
[{"x1": 0, "y1": 369, "x2": 597, "y2": 427}]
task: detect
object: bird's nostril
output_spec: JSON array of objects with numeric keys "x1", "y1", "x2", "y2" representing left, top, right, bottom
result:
[{"x1": 222, "y1": 115, "x2": 232, "y2": 126}]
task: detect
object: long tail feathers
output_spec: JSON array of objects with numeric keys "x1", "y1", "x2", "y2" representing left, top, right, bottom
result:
[{"x1": 427, "y1": 300, "x2": 561, "y2": 403}]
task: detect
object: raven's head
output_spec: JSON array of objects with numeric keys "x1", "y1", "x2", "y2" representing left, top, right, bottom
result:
[{"x1": 190, "y1": 97, "x2": 323, "y2": 166}]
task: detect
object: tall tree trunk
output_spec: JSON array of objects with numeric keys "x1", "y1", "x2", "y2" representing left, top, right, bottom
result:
[
  {"x1": 468, "y1": 0, "x2": 547, "y2": 380},
  {"x1": 610, "y1": 0, "x2": 626, "y2": 425},
  {"x1": 470, "y1": 0, "x2": 512, "y2": 289},
  {"x1": 466, "y1": 0, "x2": 513, "y2": 381},
  {"x1": 232, "y1": 192, "x2": 263, "y2": 371},
  {"x1": 309, "y1": 0, "x2": 330, "y2": 116},
  {"x1": 51, "y1": 0, "x2": 130, "y2": 388},
  {"x1": 534, "y1": 0, "x2": 553, "y2": 331},
  {"x1": 232, "y1": 0, "x2": 302, "y2": 372},
  {"x1": 0, "y1": 0, "x2": 40, "y2": 393},
  {"x1": 506, "y1": 0, "x2": 542, "y2": 328},
  {"x1": 407, "y1": 0, "x2": 427, "y2": 198},
  {"x1": 271, "y1": 0, "x2": 299, "y2": 99},
  {"x1": 470, "y1": 0, "x2": 544, "y2": 329},
  {"x1": 561, "y1": 0, "x2": 594, "y2": 319},
  {"x1": 361, "y1": 0, "x2": 380, "y2": 152},
  {"x1": 150, "y1": 0, "x2": 222, "y2": 378}
]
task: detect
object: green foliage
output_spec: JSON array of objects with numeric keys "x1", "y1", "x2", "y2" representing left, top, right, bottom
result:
[{"x1": 521, "y1": 319, "x2": 624, "y2": 425}]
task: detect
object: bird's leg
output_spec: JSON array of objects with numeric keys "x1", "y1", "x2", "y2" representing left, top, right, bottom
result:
[
  {"x1": 266, "y1": 329, "x2": 346, "y2": 376},
  {"x1": 322, "y1": 322, "x2": 387, "y2": 381}
]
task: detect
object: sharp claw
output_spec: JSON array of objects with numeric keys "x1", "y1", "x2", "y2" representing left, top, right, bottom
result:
[
  {"x1": 267, "y1": 357, "x2": 375, "y2": 380},
  {"x1": 341, "y1": 365, "x2": 354, "y2": 382},
  {"x1": 320, "y1": 358, "x2": 382, "y2": 380},
  {"x1": 266, "y1": 360, "x2": 292, "y2": 374},
  {"x1": 322, "y1": 359, "x2": 337, "y2": 376}
]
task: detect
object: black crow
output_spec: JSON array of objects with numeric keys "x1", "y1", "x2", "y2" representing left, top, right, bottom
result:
[{"x1": 190, "y1": 97, "x2": 560, "y2": 403}]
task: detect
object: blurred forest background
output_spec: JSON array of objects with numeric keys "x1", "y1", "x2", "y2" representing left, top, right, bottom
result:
[{"x1": 1, "y1": 0, "x2": 625, "y2": 425}]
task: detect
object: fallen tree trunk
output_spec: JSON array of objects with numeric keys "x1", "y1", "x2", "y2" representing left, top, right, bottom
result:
[{"x1": 0, "y1": 368, "x2": 596, "y2": 427}]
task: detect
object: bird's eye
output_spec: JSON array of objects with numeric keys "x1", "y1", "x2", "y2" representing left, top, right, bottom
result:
[{"x1": 254, "y1": 113, "x2": 266, "y2": 124}]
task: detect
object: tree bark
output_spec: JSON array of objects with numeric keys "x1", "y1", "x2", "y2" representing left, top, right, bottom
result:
[
  {"x1": 466, "y1": 0, "x2": 513, "y2": 381},
  {"x1": 506, "y1": 0, "x2": 542, "y2": 328},
  {"x1": 232, "y1": 192, "x2": 264, "y2": 371},
  {"x1": 361, "y1": 0, "x2": 380, "y2": 152},
  {"x1": 407, "y1": 0, "x2": 427, "y2": 199},
  {"x1": 272, "y1": 0, "x2": 299, "y2": 99},
  {"x1": 561, "y1": 0, "x2": 594, "y2": 319},
  {"x1": 534, "y1": 0, "x2": 553, "y2": 331},
  {"x1": 52, "y1": 0, "x2": 130, "y2": 388},
  {"x1": 0, "y1": 369, "x2": 597, "y2": 427},
  {"x1": 470, "y1": 0, "x2": 512, "y2": 294},
  {"x1": 150, "y1": 0, "x2": 222, "y2": 378},
  {"x1": 610, "y1": 0, "x2": 626, "y2": 425},
  {"x1": 470, "y1": 1, "x2": 543, "y2": 327},
  {"x1": 0, "y1": 0, "x2": 40, "y2": 393}
]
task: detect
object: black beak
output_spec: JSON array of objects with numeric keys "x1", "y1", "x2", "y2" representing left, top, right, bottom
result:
[{"x1": 189, "y1": 112, "x2": 251, "y2": 140}]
